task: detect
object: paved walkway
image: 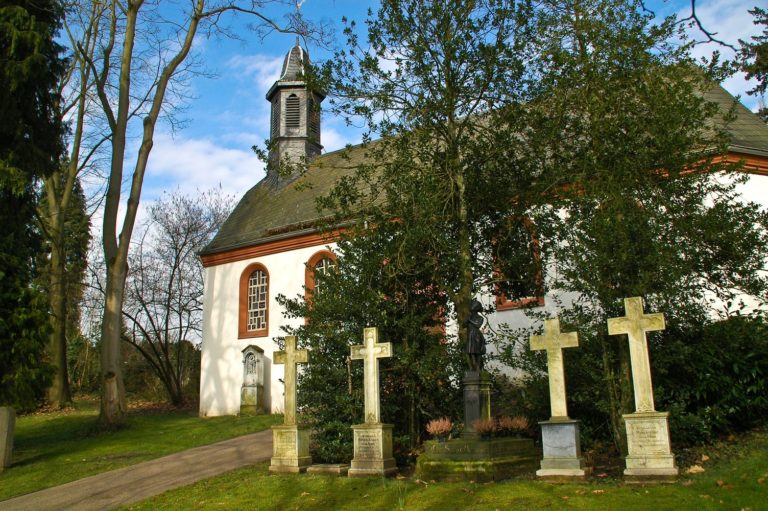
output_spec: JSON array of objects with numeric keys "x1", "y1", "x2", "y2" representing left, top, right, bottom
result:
[{"x1": 0, "y1": 429, "x2": 272, "y2": 511}]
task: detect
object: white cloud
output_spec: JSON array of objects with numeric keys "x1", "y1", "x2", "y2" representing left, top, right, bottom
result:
[
  {"x1": 322, "y1": 126, "x2": 356, "y2": 153},
  {"x1": 144, "y1": 132, "x2": 265, "y2": 200},
  {"x1": 226, "y1": 53, "x2": 284, "y2": 92}
]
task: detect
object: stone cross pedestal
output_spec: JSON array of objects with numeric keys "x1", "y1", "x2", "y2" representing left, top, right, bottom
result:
[
  {"x1": 608, "y1": 297, "x2": 678, "y2": 482},
  {"x1": 530, "y1": 318, "x2": 588, "y2": 479},
  {"x1": 269, "y1": 336, "x2": 312, "y2": 474},
  {"x1": 0, "y1": 407, "x2": 14, "y2": 472},
  {"x1": 348, "y1": 327, "x2": 397, "y2": 477}
]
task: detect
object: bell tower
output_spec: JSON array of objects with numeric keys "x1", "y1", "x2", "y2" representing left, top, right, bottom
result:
[{"x1": 266, "y1": 42, "x2": 324, "y2": 179}]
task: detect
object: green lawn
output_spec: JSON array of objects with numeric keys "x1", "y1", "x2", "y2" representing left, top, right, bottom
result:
[
  {"x1": 0, "y1": 399, "x2": 280, "y2": 501},
  {"x1": 124, "y1": 429, "x2": 768, "y2": 511}
]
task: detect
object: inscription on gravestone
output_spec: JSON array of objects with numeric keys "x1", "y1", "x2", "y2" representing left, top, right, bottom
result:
[
  {"x1": 356, "y1": 431, "x2": 381, "y2": 459},
  {"x1": 276, "y1": 431, "x2": 297, "y2": 457},
  {"x1": 628, "y1": 422, "x2": 667, "y2": 454}
]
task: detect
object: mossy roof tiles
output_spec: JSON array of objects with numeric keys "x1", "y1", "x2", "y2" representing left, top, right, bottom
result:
[{"x1": 202, "y1": 85, "x2": 768, "y2": 257}]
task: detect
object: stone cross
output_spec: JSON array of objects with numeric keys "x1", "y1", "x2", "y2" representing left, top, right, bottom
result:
[
  {"x1": 607, "y1": 297, "x2": 665, "y2": 413},
  {"x1": 350, "y1": 327, "x2": 392, "y2": 424},
  {"x1": 530, "y1": 318, "x2": 579, "y2": 419},
  {"x1": 273, "y1": 336, "x2": 308, "y2": 426}
]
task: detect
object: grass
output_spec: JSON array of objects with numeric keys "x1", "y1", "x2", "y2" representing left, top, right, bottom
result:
[
  {"x1": 124, "y1": 429, "x2": 768, "y2": 511},
  {"x1": 0, "y1": 398, "x2": 280, "y2": 501}
]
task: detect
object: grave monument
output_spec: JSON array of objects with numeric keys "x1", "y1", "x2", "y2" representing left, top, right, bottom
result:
[
  {"x1": 415, "y1": 298, "x2": 537, "y2": 482},
  {"x1": 348, "y1": 326, "x2": 397, "y2": 477},
  {"x1": 608, "y1": 297, "x2": 678, "y2": 482},
  {"x1": 463, "y1": 299, "x2": 492, "y2": 437},
  {"x1": 269, "y1": 336, "x2": 312, "y2": 473},
  {"x1": 530, "y1": 318, "x2": 588, "y2": 479},
  {"x1": 240, "y1": 345, "x2": 265, "y2": 415}
]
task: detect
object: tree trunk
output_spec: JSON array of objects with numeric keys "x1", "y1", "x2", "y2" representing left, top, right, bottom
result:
[
  {"x1": 99, "y1": 262, "x2": 127, "y2": 426},
  {"x1": 47, "y1": 226, "x2": 72, "y2": 407}
]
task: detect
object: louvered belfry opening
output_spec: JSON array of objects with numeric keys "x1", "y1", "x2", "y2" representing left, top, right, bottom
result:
[
  {"x1": 271, "y1": 97, "x2": 280, "y2": 139},
  {"x1": 285, "y1": 94, "x2": 300, "y2": 128}
]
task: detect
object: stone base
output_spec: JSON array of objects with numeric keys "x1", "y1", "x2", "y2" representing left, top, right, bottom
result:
[
  {"x1": 537, "y1": 419, "x2": 589, "y2": 480},
  {"x1": 0, "y1": 407, "x2": 14, "y2": 471},
  {"x1": 307, "y1": 464, "x2": 350, "y2": 476},
  {"x1": 463, "y1": 371, "x2": 491, "y2": 438},
  {"x1": 623, "y1": 412, "x2": 678, "y2": 483},
  {"x1": 240, "y1": 384, "x2": 264, "y2": 415},
  {"x1": 269, "y1": 424, "x2": 312, "y2": 474},
  {"x1": 348, "y1": 423, "x2": 397, "y2": 477},
  {"x1": 415, "y1": 437, "x2": 537, "y2": 482}
]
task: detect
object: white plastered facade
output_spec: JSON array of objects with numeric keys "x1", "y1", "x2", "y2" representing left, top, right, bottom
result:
[{"x1": 199, "y1": 242, "x2": 338, "y2": 416}]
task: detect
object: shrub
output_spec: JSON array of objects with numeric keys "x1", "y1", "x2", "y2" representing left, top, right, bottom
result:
[
  {"x1": 498, "y1": 415, "x2": 529, "y2": 436},
  {"x1": 311, "y1": 420, "x2": 353, "y2": 463},
  {"x1": 472, "y1": 418, "x2": 497, "y2": 437},
  {"x1": 426, "y1": 417, "x2": 453, "y2": 438}
]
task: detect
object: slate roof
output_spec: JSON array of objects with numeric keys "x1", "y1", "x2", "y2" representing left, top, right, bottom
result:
[
  {"x1": 199, "y1": 143, "x2": 371, "y2": 256},
  {"x1": 201, "y1": 84, "x2": 768, "y2": 257},
  {"x1": 704, "y1": 85, "x2": 768, "y2": 157}
]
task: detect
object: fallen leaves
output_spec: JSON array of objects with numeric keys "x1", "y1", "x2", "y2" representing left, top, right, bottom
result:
[
  {"x1": 591, "y1": 489, "x2": 606, "y2": 495},
  {"x1": 687, "y1": 465, "x2": 705, "y2": 474}
]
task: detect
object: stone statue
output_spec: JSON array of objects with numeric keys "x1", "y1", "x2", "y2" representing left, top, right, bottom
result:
[{"x1": 466, "y1": 299, "x2": 486, "y2": 372}]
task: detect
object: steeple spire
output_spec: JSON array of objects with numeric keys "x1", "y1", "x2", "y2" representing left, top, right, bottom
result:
[{"x1": 265, "y1": 41, "x2": 324, "y2": 182}]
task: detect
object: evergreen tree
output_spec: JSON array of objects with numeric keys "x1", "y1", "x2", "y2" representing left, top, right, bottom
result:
[{"x1": 0, "y1": 0, "x2": 66, "y2": 409}]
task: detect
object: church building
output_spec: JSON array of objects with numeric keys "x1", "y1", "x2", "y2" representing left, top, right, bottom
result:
[{"x1": 198, "y1": 42, "x2": 768, "y2": 417}]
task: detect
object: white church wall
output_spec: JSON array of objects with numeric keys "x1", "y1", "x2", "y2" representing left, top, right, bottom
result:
[{"x1": 199, "y1": 242, "x2": 338, "y2": 417}]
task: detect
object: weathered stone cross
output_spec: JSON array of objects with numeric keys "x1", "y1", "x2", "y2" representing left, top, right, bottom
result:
[
  {"x1": 273, "y1": 336, "x2": 309, "y2": 426},
  {"x1": 530, "y1": 318, "x2": 579, "y2": 419},
  {"x1": 607, "y1": 297, "x2": 665, "y2": 413},
  {"x1": 350, "y1": 327, "x2": 392, "y2": 424}
]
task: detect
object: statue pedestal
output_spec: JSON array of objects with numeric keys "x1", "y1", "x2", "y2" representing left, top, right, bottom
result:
[
  {"x1": 348, "y1": 423, "x2": 397, "y2": 477},
  {"x1": 536, "y1": 418, "x2": 589, "y2": 480},
  {"x1": 463, "y1": 371, "x2": 491, "y2": 438},
  {"x1": 269, "y1": 425, "x2": 311, "y2": 474},
  {"x1": 415, "y1": 437, "x2": 537, "y2": 482},
  {"x1": 623, "y1": 412, "x2": 678, "y2": 483}
]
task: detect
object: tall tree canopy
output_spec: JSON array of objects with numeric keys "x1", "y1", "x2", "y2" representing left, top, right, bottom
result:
[
  {"x1": 293, "y1": 0, "x2": 768, "y2": 454},
  {"x1": 496, "y1": 0, "x2": 768, "y2": 450}
]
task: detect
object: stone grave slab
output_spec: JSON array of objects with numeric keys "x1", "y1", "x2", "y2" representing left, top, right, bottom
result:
[{"x1": 0, "y1": 407, "x2": 14, "y2": 471}]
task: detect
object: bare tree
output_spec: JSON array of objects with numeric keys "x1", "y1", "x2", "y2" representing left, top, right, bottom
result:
[
  {"x1": 65, "y1": 0, "x2": 324, "y2": 426},
  {"x1": 38, "y1": 0, "x2": 113, "y2": 408},
  {"x1": 122, "y1": 189, "x2": 233, "y2": 405}
]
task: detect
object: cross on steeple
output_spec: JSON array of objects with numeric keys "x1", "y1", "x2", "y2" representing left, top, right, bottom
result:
[
  {"x1": 530, "y1": 318, "x2": 579, "y2": 419},
  {"x1": 607, "y1": 297, "x2": 665, "y2": 413},
  {"x1": 350, "y1": 327, "x2": 392, "y2": 424},
  {"x1": 273, "y1": 336, "x2": 309, "y2": 425}
]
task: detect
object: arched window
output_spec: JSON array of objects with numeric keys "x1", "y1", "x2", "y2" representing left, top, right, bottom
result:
[
  {"x1": 494, "y1": 218, "x2": 545, "y2": 311},
  {"x1": 239, "y1": 263, "x2": 269, "y2": 338},
  {"x1": 285, "y1": 94, "x2": 300, "y2": 128},
  {"x1": 305, "y1": 250, "x2": 337, "y2": 302}
]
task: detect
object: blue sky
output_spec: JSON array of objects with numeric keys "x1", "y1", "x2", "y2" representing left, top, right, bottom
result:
[{"x1": 134, "y1": 0, "x2": 765, "y2": 208}]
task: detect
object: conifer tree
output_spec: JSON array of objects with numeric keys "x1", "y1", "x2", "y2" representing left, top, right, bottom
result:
[{"x1": 0, "y1": 0, "x2": 66, "y2": 409}]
